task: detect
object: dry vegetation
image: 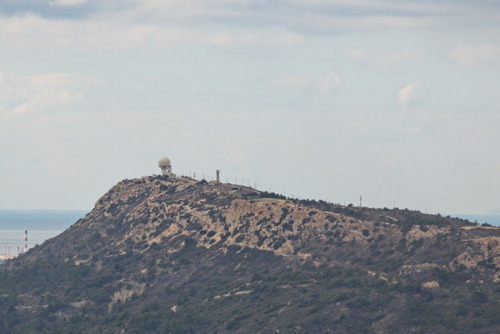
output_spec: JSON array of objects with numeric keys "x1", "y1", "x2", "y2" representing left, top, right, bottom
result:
[{"x1": 0, "y1": 176, "x2": 498, "y2": 333}]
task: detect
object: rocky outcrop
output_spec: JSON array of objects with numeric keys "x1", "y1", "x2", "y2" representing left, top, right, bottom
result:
[{"x1": 1, "y1": 175, "x2": 499, "y2": 333}]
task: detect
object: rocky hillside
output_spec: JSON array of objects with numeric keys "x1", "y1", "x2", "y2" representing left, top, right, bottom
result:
[{"x1": 0, "y1": 176, "x2": 499, "y2": 333}]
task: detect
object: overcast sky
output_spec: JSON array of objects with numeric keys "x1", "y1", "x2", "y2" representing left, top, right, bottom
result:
[{"x1": 1, "y1": 0, "x2": 499, "y2": 214}]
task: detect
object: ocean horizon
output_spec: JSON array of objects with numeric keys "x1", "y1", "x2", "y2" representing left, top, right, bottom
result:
[
  {"x1": 450, "y1": 214, "x2": 500, "y2": 227},
  {"x1": 0, "y1": 209, "x2": 87, "y2": 258}
]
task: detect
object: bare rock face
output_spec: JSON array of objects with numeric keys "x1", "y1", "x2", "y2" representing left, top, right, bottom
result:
[{"x1": 1, "y1": 176, "x2": 499, "y2": 333}]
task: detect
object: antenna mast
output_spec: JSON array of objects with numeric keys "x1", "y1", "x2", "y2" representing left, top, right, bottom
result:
[{"x1": 24, "y1": 230, "x2": 28, "y2": 253}]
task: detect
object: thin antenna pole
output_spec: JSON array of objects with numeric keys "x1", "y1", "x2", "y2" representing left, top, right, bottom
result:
[{"x1": 24, "y1": 230, "x2": 28, "y2": 252}]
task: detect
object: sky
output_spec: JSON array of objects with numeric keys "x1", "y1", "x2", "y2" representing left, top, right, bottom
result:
[{"x1": 1, "y1": 0, "x2": 499, "y2": 215}]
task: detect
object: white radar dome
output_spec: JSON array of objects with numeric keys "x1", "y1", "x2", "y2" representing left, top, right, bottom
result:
[{"x1": 158, "y1": 157, "x2": 171, "y2": 167}]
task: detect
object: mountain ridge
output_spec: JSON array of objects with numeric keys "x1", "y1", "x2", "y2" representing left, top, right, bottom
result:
[{"x1": 0, "y1": 175, "x2": 499, "y2": 333}]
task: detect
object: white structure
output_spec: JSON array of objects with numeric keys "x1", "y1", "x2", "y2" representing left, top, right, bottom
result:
[
  {"x1": 158, "y1": 156, "x2": 172, "y2": 176},
  {"x1": 24, "y1": 230, "x2": 28, "y2": 253}
]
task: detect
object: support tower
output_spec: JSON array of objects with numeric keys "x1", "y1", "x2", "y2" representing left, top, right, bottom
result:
[{"x1": 158, "y1": 157, "x2": 172, "y2": 176}]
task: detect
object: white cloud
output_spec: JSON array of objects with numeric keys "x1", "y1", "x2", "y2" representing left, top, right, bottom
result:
[
  {"x1": 50, "y1": 0, "x2": 87, "y2": 6},
  {"x1": 397, "y1": 81, "x2": 422, "y2": 106},
  {"x1": 0, "y1": 15, "x2": 303, "y2": 49},
  {"x1": 133, "y1": 0, "x2": 498, "y2": 32},
  {"x1": 0, "y1": 73, "x2": 91, "y2": 116},
  {"x1": 338, "y1": 46, "x2": 423, "y2": 67},
  {"x1": 269, "y1": 71, "x2": 341, "y2": 94},
  {"x1": 0, "y1": 15, "x2": 184, "y2": 49},
  {"x1": 318, "y1": 72, "x2": 342, "y2": 93},
  {"x1": 269, "y1": 75, "x2": 311, "y2": 90},
  {"x1": 449, "y1": 43, "x2": 500, "y2": 66},
  {"x1": 1, "y1": 0, "x2": 499, "y2": 34},
  {"x1": 152, "y1": 30, "x2": 306, "y2": 47}
]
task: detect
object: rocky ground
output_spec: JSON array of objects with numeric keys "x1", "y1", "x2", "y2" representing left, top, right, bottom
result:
[{"x1": 0, "y1": 175, "x2": 498, "y2": 333}]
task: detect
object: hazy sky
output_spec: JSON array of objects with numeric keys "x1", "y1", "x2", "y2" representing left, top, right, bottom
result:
[{"x1": 1, "y1": 1, "x2": 499, "y2": 214}]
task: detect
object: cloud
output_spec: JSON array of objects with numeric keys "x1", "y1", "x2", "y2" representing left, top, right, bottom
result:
[
  {"x1": 270, "y1": 75, "x2": 311, "y2": 90},
  {"x1": 318, "y1": 72, "x2": 342, "y2": 93},
  {"x1": 269, "y1": 71, "x2": 341, "y2": 94},
  {"x1": 338, "y1": 46, "x2": 423, "y2": 67},
  {"x1": 2, "y1": 0, "x2": 498, "y2": 34},
  {"x1": 0, "y1": 15, "x2": 182, "y2": 48},
  {"x1": 0, "y1": 14, "x2": 303, "y2": 49},
  {"x1": 192, "y1": 31, "x2": 304, "y2": 47},
  {"x1": 0, "y1": 0, "x2": 133, "y2": 19},
  {"x1": 397, "y1": 81, "x2": 422, "y2": 106},
  {"x1": 0, "y1": 1, "x2": 498, "y2": 54},
  {"x1": 449, "y1": 43, "x2": 500, "y2": 66},
  {"x1": 50, "y1": 0, "x2": 87, "y2": 7},
  {"x1": 0, "y1": 72, "x2": 92, "y2": 115}
]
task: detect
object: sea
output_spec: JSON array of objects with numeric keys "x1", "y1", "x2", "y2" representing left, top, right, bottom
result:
[
  {"x1": 0, "y1": 209, "x2": 88, "y2": 258},
  {"x1": 451, "y1": 214, "x2": 500, "y2": 227}
]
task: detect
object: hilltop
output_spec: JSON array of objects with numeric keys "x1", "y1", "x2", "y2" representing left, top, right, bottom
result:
[{"x1": 0, "y1": 175, "x2": 499, "y2": 333}]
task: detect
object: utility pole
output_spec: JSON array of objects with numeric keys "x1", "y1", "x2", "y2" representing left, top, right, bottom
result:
[{"x1": 24, "y1": 230, "x2": 28, "y2": 253}]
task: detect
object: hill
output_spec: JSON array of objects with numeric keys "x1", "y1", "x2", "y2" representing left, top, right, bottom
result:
[{"x1": 0, "y1": 176, "x2": 499, "y2": 333}]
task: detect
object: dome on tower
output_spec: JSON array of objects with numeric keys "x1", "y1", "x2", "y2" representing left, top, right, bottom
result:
[{"x1": 158, "y1": 157, "x2": 171, "y2": 167}]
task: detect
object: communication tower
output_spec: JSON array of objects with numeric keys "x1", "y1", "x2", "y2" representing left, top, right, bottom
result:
[{"x1": 216, "y1": 169, "x2": 220, "y2": 182}]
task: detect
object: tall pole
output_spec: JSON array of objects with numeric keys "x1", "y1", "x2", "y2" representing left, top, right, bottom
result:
[{"x1": 24, "y1": 230, "x2": 28, "y2": 253}]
